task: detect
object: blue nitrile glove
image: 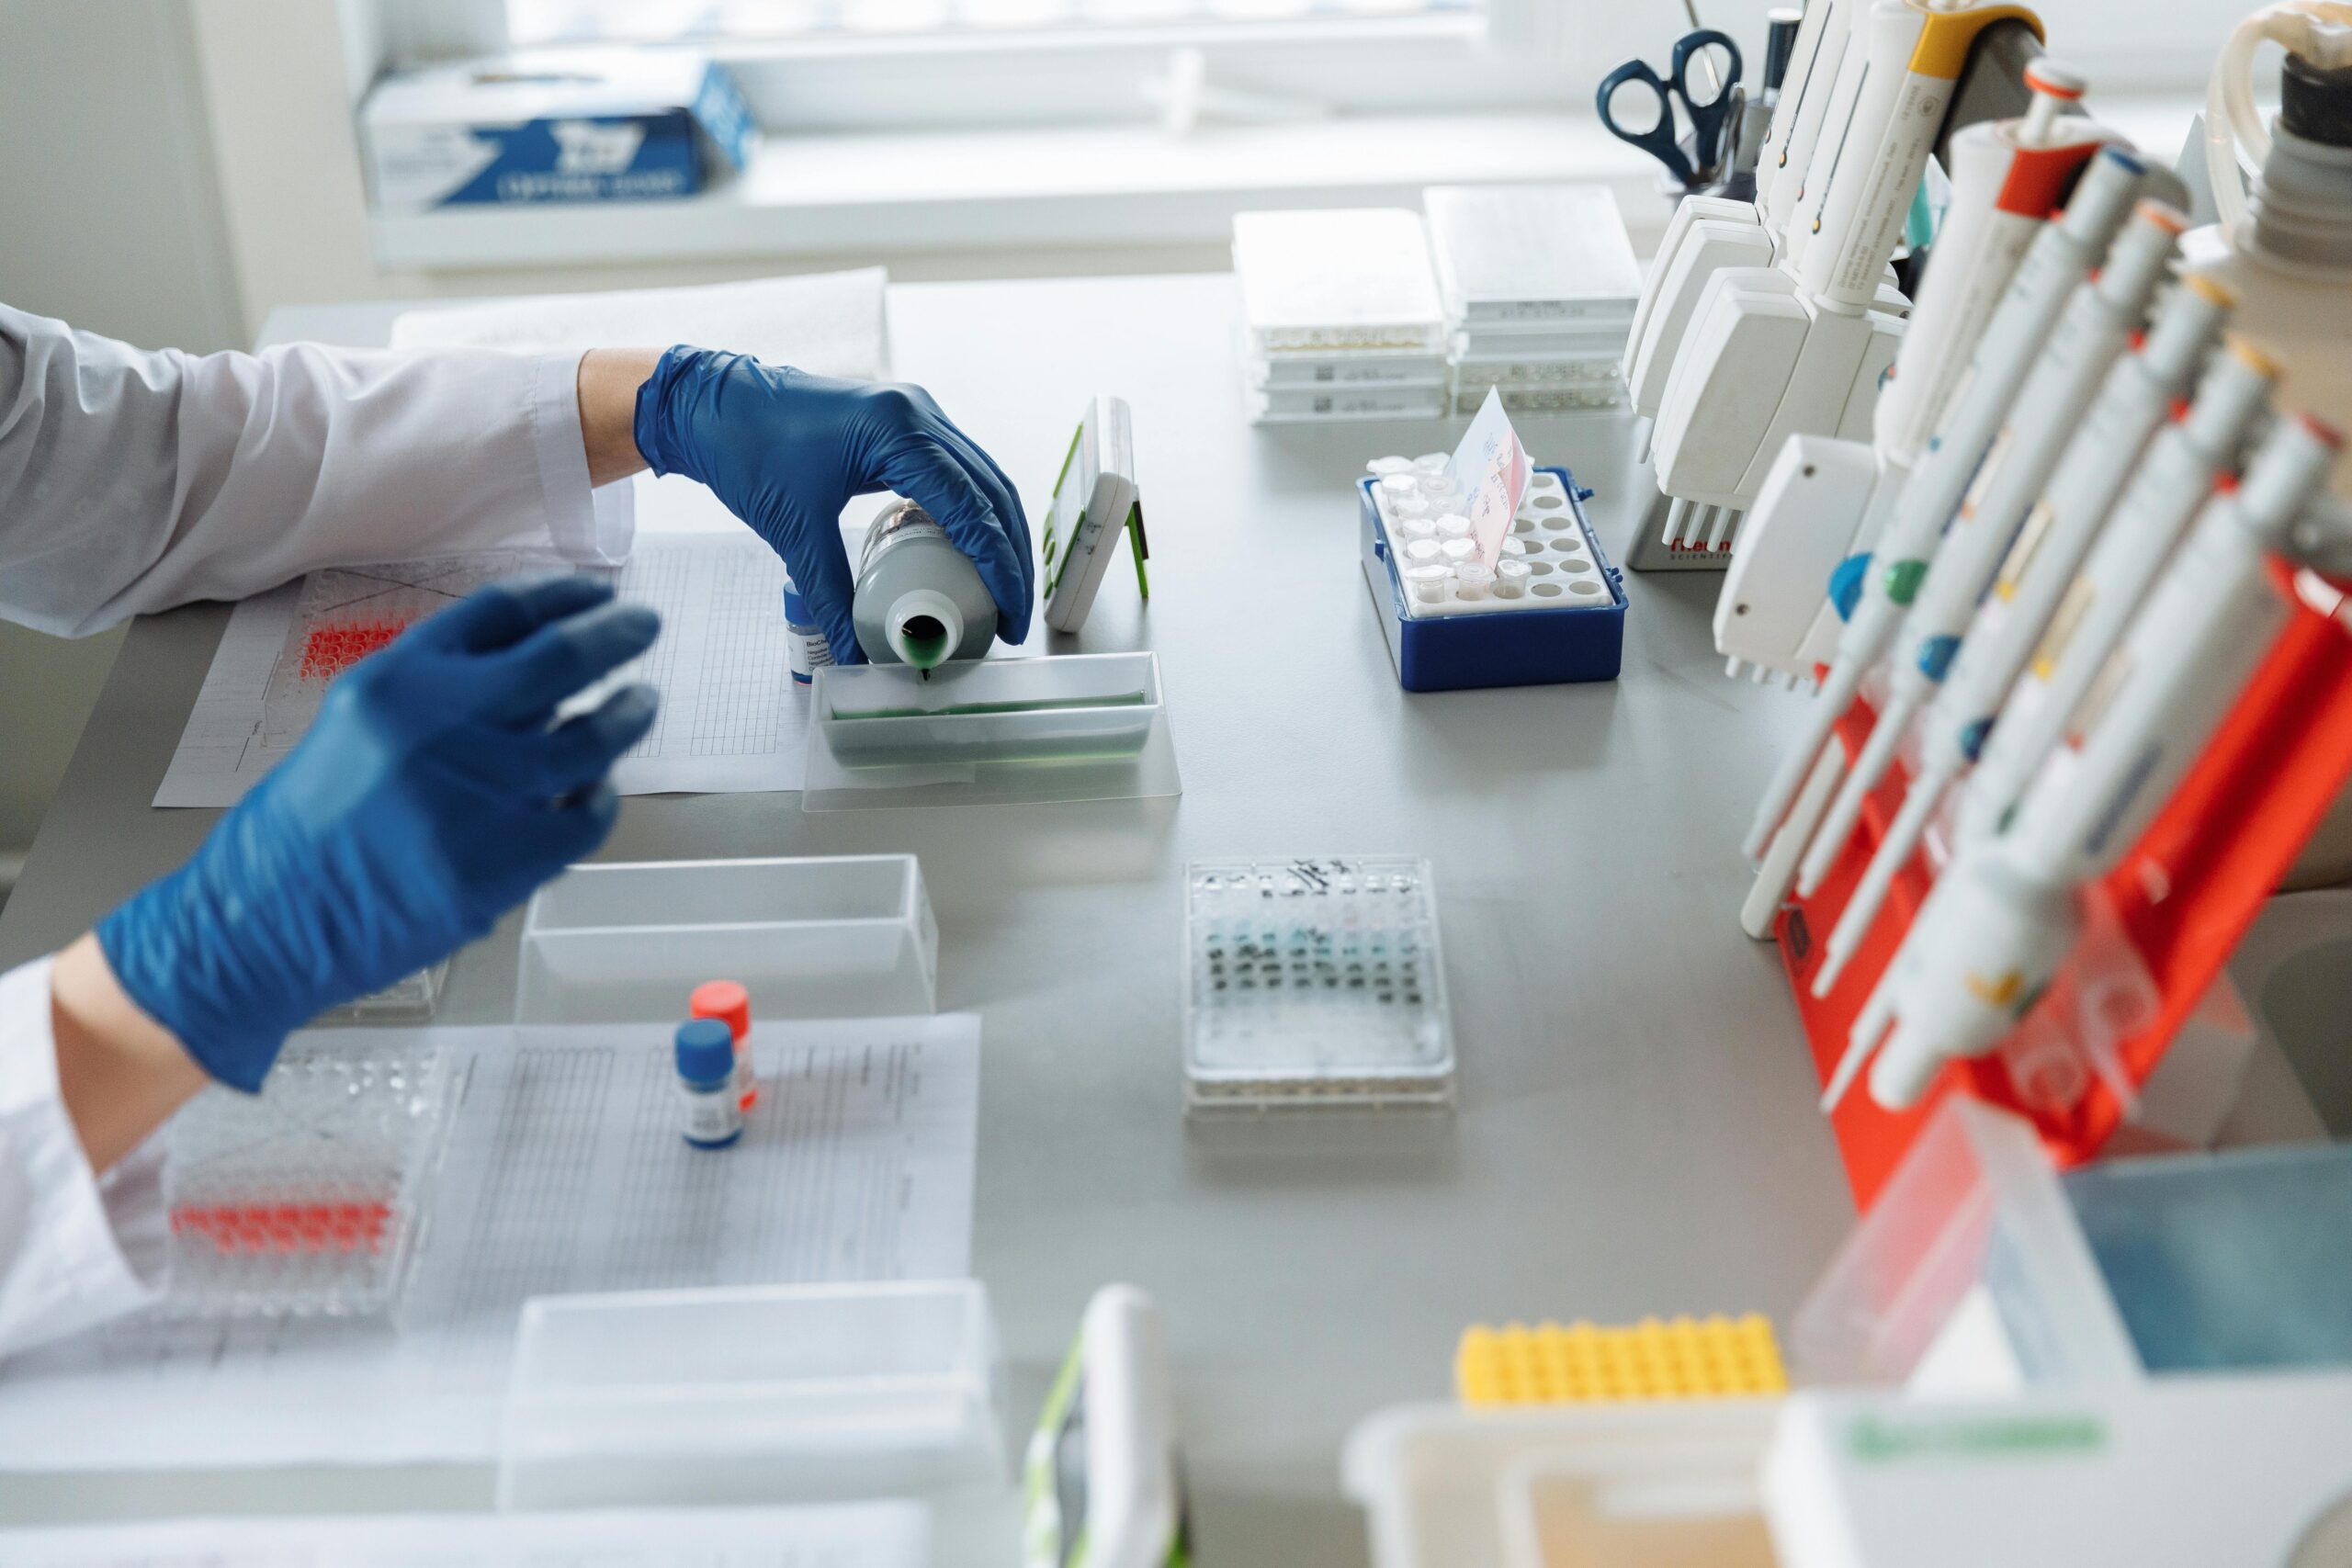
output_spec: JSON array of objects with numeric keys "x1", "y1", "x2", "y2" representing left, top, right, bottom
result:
[
  {"x1": 96, "y1": 577, "x2": 661, "y2": 1092},
  {"x1": 631, "y1": 347, "x2": 1034, "y2": 664}
]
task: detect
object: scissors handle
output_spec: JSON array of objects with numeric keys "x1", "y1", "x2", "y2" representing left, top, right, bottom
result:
[
  {"x1": 1596, "y1": 60, "x2": 1695, "y2": 187},
  {"x1": 1670, "y1": 28, "x2": 1746, "y2": 176}
]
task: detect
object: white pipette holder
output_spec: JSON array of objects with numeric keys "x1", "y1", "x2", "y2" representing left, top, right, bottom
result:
[{"x1": 800, "y1": 651, "x2": 1182, "y2": 810}]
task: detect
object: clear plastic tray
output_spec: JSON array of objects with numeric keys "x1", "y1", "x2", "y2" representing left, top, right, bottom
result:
[
  {"x1": 497, "y1": 1279, "x2": 1003, "y2": 1509},
  {"x1": 311, "y1": 959, "x2": 448, "y2": 1025},
  {"x1": 1183, "y1": 857, "x2": 1454, "y2": 1111},
  {"x1": 803, "y1": 653, "x2": 1181, "y2": 810},
  {"x1": 161, "y1": 1037, "x2": 455, "y2": 1321},
  {"x1": 515, "y1": 855, "x2": 937, "y2": 1025}
]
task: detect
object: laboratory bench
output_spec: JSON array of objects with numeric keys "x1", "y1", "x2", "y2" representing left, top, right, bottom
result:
[{"x1": 0, "y1": 274, "x2": 1862, "y2": 1561}]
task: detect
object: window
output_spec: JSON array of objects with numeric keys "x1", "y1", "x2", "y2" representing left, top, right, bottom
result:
[{"x1": 507, "y1": 0, "x2": 1476, "y2": 46}]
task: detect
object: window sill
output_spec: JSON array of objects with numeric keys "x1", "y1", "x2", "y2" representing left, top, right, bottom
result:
[
  {"x1": 368, "y1": 112, "x2": 1666, "y2": 270},
  {"x1": 365, "y1": 94, "x2": 2206, "y2": 273}
]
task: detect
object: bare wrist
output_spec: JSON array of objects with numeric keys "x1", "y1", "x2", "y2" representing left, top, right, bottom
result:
[
  {"x1": 578, "y1": 347, "x2": 664, "y2": 489},
  {"x1": 51, "y1": 933, "x2": 209, "y2": 1173}
]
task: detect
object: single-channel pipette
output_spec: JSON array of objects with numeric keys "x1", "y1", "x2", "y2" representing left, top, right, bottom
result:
[
  {"x1": 1741, "y1": 146, "x2": 2147, "y2": 869},
  {"x1": 1717, "y1": 62, "x2": 2120, "y2": 685},
  {"x1": 1809, "y1": 274, "x2": 2235, "y2": 997},
  {"x1": 1831, "y1": 412, "x2": 2341, "y2": 1112},
  {"x1": 1953, "y1": 336, "x2": 2284, "y2": 846},
  {"x1": 1794, "y1": 198, "x2": 2188, "y2": 900}
]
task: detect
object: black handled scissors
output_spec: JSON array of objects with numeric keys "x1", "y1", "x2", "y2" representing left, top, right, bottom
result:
[{"x1": 1597, "y1": 28, "x2": 1745, "y2": 189}]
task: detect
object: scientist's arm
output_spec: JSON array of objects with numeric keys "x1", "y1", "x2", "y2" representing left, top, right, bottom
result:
[
  {"x1": 0, "y1": 579, "x2": 656, "y2": 1358},
  {"x1": 0, "y1": 304, "x2": 636, "y2": 637}
]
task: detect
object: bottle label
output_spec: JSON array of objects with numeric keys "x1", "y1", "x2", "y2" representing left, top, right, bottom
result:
[
  {"x1": 680, "y1": 1080, "x2": 742, "y2": 1145},
  {"x1": 732, "y1": 1041, "x2": 760, "y2": 1111}
]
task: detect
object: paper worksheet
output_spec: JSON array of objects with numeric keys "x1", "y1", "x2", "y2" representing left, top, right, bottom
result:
[
  {"x1": 0, "y1": 1013, "x2": 981, "y2": 1472},
  {"x1": 153, "y1": 269, "x2": 899, "y2": 807},
  {"x1": 155, "y1": 531, "x2": 811, "y2": 805},
  {"x1": 0, "y1": 1504, "x2": 933, "y2": 1568}
]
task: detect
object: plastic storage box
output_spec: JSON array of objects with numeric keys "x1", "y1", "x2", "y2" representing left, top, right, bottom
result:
[
  {"x1": 515, "y1": 856, "x2": 937, "y2": 1025},
  {"x1": 1359, "y1": 467, "x2": 1626, "y2": 692},
  {"x1": 497, "y1": 1279, "x2": 1002, "y2": 1508},
  {"x1": 1343, "y1": 1401, "x2": 1781, "y2": 1568}
]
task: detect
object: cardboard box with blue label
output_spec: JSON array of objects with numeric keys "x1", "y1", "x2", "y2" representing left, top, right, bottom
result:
[{"x1": 362, "y1": 50, "x2": 753, "y2": 212}]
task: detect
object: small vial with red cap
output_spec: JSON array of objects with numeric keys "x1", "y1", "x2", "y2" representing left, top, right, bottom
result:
[{"x1": 690, "y1": 979, "x2": 759, "y2": 1111}]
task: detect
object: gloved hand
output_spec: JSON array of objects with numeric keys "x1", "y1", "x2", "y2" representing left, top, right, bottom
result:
[
  {"x1": 631, "y1": 347, "x2": 1033, "y2": 663},
  {"x1": 97, "y1": 577, "x2": 660, "y2": 1091}
]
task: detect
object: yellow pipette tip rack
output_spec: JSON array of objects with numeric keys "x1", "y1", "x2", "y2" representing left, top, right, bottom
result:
[{"x1": 1455, "y1": 1314, "x2": 1787, "y2": 1406}]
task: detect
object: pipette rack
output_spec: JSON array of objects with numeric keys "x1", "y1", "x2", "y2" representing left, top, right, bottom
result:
[
  {"x1": 1358, "y1": 466, "x2": 1627, "y2": 692},
  {"x1": 1773, "y1": 565, "x2": 2352, "y2": 1208}
]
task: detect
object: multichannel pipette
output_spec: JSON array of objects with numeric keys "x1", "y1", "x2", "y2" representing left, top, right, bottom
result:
[
  {"x1": 1792, "y1": 197, "x2": 2188, "y2": 900},
  {"x1": 1809, "y1": 275, "x2": 2236, "y2": 997},
  {"x1": 1719, "y1": 62, "x2": 2120, "y2": 684},
  {"x1": 1829, "y1": 412, "x2": 2342, "y2": 1112},
  {"x1": 1740, "y1": 146, "x2": 2147, "y2": 876},
  {"x1": 1953, "y1": 338, "x2": 2283, "y2": 846}
]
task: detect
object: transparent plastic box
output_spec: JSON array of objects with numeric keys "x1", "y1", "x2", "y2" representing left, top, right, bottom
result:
[
  {"x1": 515, "y1": 855, "x2": 937, "y2": 1025},
  {"x1": 497, "y1": 1279, "x2": 1003, "y2": 1509},
  {"x1": 1342, "y1": 1402, "x2": 1780, "y2": 1568},
  {"x1": 803, "y1": 652, "x2": 1182, "y2": 810},
  {"x1": 1789, "y1": 1098, "x2": 2143, "y2": 1391},
  {"x1": 161, "y1": 1037, "x2": 456, "y2": 1321},
  {"x1": 1183, "y1": 857, "x2": 1454, "y2": 1111},
  {"x1": 311, "y1": 959, "x2": 448, "y2": 1025}
]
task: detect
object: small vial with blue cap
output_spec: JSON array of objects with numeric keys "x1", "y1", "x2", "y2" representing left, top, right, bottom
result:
[
  {"x1": 781, "y1": 575, "x2": 833, "y2": 686},
  {"x1": 675, "y1": 1020, "x2": 744, "y2": 1148}
]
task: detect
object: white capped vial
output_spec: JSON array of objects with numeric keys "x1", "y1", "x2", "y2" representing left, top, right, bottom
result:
[
  {"x1": 1368, "y1": 455, "x2": 1415, "y2": 477},
  {"x1": 1454, "y1": 561, "x2": 1496, "y2": 601},
  {"x1": 1403, "y1": 538, "x2": 1444, "y2": 565},
  {"x1": 1411, "y1": 453, "x2": 1451, "y2": 477},
  {"x1": 1498, "y1": 536, "x2": 1530, "y2": 558},
  {"x1": 1396, "y1": 513, "x2": 1438, "y2": 543},
  {"x1": 1403, "y1": 562, "x2": 1452, "y2": 604},
  {"x1": 1421, "y1": 475, "x2": 1463, "y2": 505},
  {"x1": 1435, "y1": 513, "x2": 1474, "y2": 540},
  {"x1": 675, "y1": 1020, "x2": 743, "y2": 1149},
  {"x1": 1376, "y1": 474, "x2": 1419, "y2": 502},
  {"x1": 1440, "y1": 537, "x2": 1476, "y2": 564},
  {"x1": 1391, "y1": 493, "x2": 1433, "y2": 523},
  {"x1": 1495, "y1": 558, "x2": 1532, "y2": 598}
]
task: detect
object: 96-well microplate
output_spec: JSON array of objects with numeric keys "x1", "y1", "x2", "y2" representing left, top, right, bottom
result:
[
  {"x1": 1184, "y1": 857, "x2": 1453, "y2": 1111},
  {"x1": 162, "y1": 1038, "x2": 455, "y2": 1321}
]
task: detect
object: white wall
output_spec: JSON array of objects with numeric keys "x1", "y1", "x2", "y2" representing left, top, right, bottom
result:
[{"x1": 0, "y1": 0, "x2": 240, "y2": 888}]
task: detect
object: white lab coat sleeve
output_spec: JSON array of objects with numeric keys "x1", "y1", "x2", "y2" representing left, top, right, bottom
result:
[
  {"x1": 0, "y1": 956, "x2": 168, "y2": 1359},
  {"x1": 0, "y1": 302, "x2": 636, "y2": 638}
]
